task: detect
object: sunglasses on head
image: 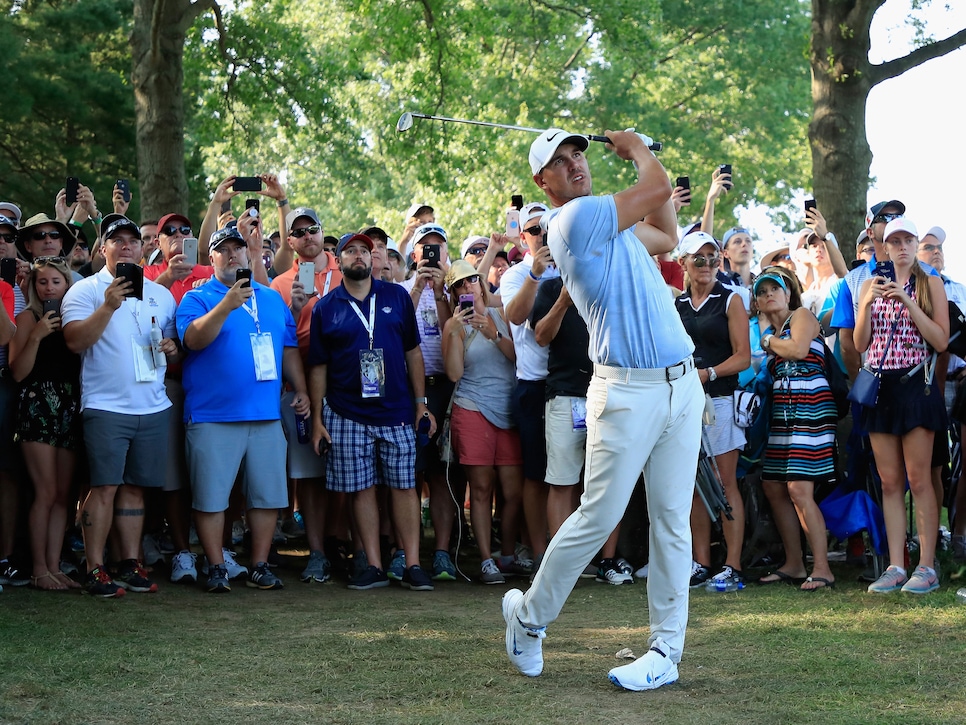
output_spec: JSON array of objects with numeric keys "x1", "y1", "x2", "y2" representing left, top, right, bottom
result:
[
  {"x1": 162, "y1": 224, "x2": 192, "y2": 236},
  {"x1": 690, "y1": 254, "x2": 720, "y2": 268},
  {"x1": 872, "y1": 212, "x2": 903, "y2": 225},
  {"x1": 453, "y1": 274, "x2": 480, "y2": 290},
  {"x1": 32, "y1": 230, "x2": 63, "y2": 241},
  {"x1": 291, "y1": 225, "x2": 321, "y2": 238},
  {"x1": 523, "y1": 225, "x2": 544, "y2": 237}
]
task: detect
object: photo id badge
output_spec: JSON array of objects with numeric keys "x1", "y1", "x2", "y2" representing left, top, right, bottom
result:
[
  {"x1": 571, "y1": 397, "x2": 588, "y2": 431},
  {"x1": 250, "y1": 332, "x2": 278, "y2": 381},
  {"x1": 131, "y1": 337, "x2": 158, "y2": 383},
  {"x1": 360, "y1": 348, "x2": 386, "y2": 398}
]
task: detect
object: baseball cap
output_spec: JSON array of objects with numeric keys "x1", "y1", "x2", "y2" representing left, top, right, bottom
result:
[
  {"x1": 386, "y1": 239, "x2": 403, "y2": 259},
  {"x1": 753, "y1": 272, "x2": 789, "y2": 296},
  {"x1": 208, "y1": 225, "x2": 244, "y2": 253},
  {"x1": 528, "y1": 128, "x2": 589, "y2": 175},
  {"x1": 286, "y1": 207, "x2": 321, "y2": 233},
  {"x1": 507, "y1": 246, "x2": 524, "y2": 264},
  {"x1": 461, "y1": 235, "x2": 489, "y2": 258},
  {"x1": 99, "y1": 214, "x2": 141, "y2": 242},
  {"x1": 411, "y1": 223, "x2": 448, "y2": 246},
  {"x1": 0, "y1": 202, "x2": 21, "y2": 227},
  {"x1": 405, "y1": 203, "x2": 434, "y2": 221},
  {"x1": 519, "y1": 202, "x2": 548, "y2": 230},
  {"x1": 678, "y1": 221, "x2": 702, "y2": 242},
  {"x1": 865, "y1": 200, "x2": 905, "y2": 228},
  {"x1": 721, "y1": 227, "x2": 750, "y2": 247},
  {"x1": 0, "y1": 214, "x2": 15, "y2": 232},
  {"x1": 157, "y1": 213, "x2": 191, "y2": 233},
  {"x1": 883, "y1": 218, "x2": 918, "y2": 242},
  {"x1": 678, "y1": 231, "x2": 719, "y2": 256},
  {"x1": 17, "y1": 212, "x2": 78, "y2": 259},
  {"x1": 922, "y1": 226, "x2": 946, "y2": 243},
  {"x1": 336, "y1": 232, "x2": 374, "y2": 257},
  {"x1": 856, "y1": 229, "x2": 870, "y2": 246}
]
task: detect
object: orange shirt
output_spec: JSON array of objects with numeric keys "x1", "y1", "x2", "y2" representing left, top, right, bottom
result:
[{"x1": 270, "y1": 253, "x2": 343, "y2": 357}]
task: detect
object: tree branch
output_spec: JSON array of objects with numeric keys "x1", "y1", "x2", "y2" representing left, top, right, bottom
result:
[{"x1": 868, "y1": 27, "x2": 966, "y2": 87}]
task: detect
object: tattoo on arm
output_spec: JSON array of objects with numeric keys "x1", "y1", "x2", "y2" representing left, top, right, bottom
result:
[
  {"x1": 113, "y1": 508, "x2": 145, "y2": 517},
  {"x1": 82, "y1": 510, "x2": 91, "y2": 527}
]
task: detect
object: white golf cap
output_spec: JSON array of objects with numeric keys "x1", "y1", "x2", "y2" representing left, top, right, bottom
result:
[
  {"x1": 678, "y1": 231, "x2": 719, "y2": 256},
  {"x1": 460, "y1": 235, "x2": 489, "y2": 258},
  {"x1": 528, "y1": 128, "x2": 589, "y2": 175},
  {"x1": 922, "y1": 226, "x2": 946, "y2": 243},
  {"x1": 0, "y1": 202, "x2": 21, "y2": 226},
  {"x1": 884, "y1": 218, "x2": 918, "y2": 242},
  {"x1": 520, "y1": 202, "x2": 548, "y2": 229},
  {"x1": 405, "y1": 202, "x2": 434, "y2": 221}
]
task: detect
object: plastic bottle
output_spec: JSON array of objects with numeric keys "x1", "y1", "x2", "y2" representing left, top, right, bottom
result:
[
  {"x1": 295, "y1": 414, "x2": 310, "y2": 445},
  {"x1": 957, "y1": 587, "x2": 966, "y2": 604},
  {"x1": 150, "y1": 317, "x2": 166, "y2": 368},
  {"x1": 416, "y1": 413, "x2": 431, "y2": 448},
  {"x1": 707, "y1": 578, "x2": 745, "y2": 593}
]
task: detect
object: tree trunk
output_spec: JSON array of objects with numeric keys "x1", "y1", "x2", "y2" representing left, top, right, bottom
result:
[
  {"x1": 131, "y1": 0, "x2": 192, "y2": 222},
  {"x1": 808, "y1": 0, "x2": 880, "y2": 262}
]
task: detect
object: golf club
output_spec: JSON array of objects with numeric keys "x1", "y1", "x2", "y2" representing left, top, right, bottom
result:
[{"x1": 396, "y1": 112, "x2": 662, "y2": 152}]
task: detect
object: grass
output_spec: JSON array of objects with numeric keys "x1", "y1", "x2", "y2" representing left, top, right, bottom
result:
[{"x1": 2, "y1": 554, "x2": 965, "y2": 725}]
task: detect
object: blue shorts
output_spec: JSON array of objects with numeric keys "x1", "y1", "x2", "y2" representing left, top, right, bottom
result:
[
  {"x1": 83, "y1": 408, "x2": 170, "y2": 489},
  {"x1": 512, "y1": 379, "x2": 548, "y2": 481},
  {"x1": 186, "y1": 420, "x2": 288, "y2": 512},
  {"x1": 324, "y1": 406, "x2": 416, "y2": 493}
]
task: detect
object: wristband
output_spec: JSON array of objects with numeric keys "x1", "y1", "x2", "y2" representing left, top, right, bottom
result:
[
  {"x1": 415, "y1": 397, "x2": 428, "y2": 405},
  {"x1": 528, "y1": 270, "x2": 540, "y2": 282},
  {"x1": 276, "y1": 198, "x2": 289, "y2": 208},
  {"x1": 69, "y1": 220, "x2": 84, "y2": 229}
]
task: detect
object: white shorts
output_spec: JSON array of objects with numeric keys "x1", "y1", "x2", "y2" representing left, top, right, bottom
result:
[
  {"x1": 704, "y1": 395, "x2": 746, "y2": 457},
  {"x1": 544, "y1": 395, "x2": 587, "y2": 486}
]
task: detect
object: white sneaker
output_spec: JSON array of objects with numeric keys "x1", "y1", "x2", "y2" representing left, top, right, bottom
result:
[
  {"x1": 608, "y1": 637, "x2": 679, "y2": 691},
  {"x1": 170, "y1": 550, "x2": 198, "y2": 584},
  {"x1": 142, "y1": 534, "x2": 165, "y2": 566},
  {"x1": 502, "y1": 588, "x2": 545, "y2": 677},
  {"x1": 634, "y1": 563, "x2": 649, "y2": 579},
  {"x1": 201, "y1": 549, "x2": 249, "y2": 580}
]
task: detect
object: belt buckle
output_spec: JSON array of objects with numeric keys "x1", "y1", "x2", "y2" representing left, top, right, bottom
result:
[{"x1": 665, "y1": 361, "x2": 683, "y2": 382}]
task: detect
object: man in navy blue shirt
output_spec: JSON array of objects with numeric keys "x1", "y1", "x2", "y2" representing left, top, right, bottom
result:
[{"x1": 307, "y1": 233, "x2": 437, "y2": 592}]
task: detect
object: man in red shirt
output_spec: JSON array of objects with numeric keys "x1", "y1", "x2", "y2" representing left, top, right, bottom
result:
[{"x1": 143, "y1": 214, "x2": 214, "y2": 303}]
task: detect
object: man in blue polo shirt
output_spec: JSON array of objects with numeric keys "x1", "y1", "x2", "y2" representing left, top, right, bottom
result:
[
  {"x1": 178, "y1": 225, "x2": 311, "y2": 593},
  {"x1": 501, "y1": 129, "x2": 704, "y2": 691},
  {"x1": 307, "y1": 233, "x2": 436, "y2": 592}
]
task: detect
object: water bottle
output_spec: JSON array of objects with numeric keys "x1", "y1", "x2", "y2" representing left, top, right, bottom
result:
[
  {"x1": 150, "y1": 317, "x2": 166, "y2": 368},
  {"x1": 416, "y1": 413, "x2": 431, "y2": 448},
  {"x1": 707, "y1": 579, "x2": 744, "y2": 593},
  {"x1": 295, "y1": 413, "x2": 310, "y2": 445},
  {"x1": 957, "y1": 588, "x2": 966, "y2": 605}
]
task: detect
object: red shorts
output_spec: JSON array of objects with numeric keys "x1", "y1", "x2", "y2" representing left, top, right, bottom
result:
[{"x1": 451, "y1": 405, "x2": 523, "y2": 467}]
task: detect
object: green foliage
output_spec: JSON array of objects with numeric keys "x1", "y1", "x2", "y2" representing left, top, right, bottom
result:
[{"x1": 0, "y1": 0, "x2": 136, "y2": 219}]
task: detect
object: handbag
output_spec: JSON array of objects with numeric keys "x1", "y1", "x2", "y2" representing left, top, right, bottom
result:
[
  {"x1": 732, "y1": 389, "x2": 761, "y2": 428},
  {"x1": 437, "y1": 327, "x2": 479, "y2": 463},
  {"x1": 847, "y1": 319, "x2": 899, "y2": 408}
]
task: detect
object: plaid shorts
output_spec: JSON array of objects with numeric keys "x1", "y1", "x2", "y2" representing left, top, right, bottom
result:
[{"x1": 323, "y1": 406, "x2": 416, "y2": 493}]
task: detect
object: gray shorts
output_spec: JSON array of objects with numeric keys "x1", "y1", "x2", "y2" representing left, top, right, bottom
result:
[
  {"x1": 186, "y1": 420, "x2": 288, "y2": 512},
  {"x1": 163, "y1": 377, "x2": 188, "y2": 492},
  {"x1": 83, "y1": 408, "x2": 171, "y2": 488},
  {"x1": 279, "y1": 390, "x2": 325, "y2": 479}
]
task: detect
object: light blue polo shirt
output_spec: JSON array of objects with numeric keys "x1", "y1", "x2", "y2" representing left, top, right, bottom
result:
[{"x1": 546, "y1": 194, "x2": 694, "y2": 369}]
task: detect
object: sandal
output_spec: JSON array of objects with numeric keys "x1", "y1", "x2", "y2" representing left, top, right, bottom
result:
[
  {"x1": 30, "y1": 572, "x2": 67, "y2": 591},
  {"x1": 757, "y1": 570, "x2": 806, "y2": 586},
  {"x1": 801, "y1": 576, "x2": 835, "y2": 591},
  {"x1": 53, "y1": 570, "x2": 81, "y2": 589}
]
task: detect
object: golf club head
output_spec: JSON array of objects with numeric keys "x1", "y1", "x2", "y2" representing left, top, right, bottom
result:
[{"x1": 396, "y1": 112, "x2": 414, "y2": 133}]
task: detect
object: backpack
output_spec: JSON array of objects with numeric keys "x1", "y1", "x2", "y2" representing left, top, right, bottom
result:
[{"x1": 822, "y1": 340, "x2": 849, "y2": 420}]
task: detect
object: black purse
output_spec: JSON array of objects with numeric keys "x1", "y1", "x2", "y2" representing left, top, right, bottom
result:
[{"x1": 848, "y1": 319, "x2": 899, "y2": 408}]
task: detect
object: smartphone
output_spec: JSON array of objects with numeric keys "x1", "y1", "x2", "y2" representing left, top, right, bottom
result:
[
  {"x1": 506, "y1": 209, "x2": 521, "y2": 238},
  {"x1": 42, "y1": 299, "x2": 61, "y2": 318},
  {"x1": 0, "y1": 258, "x2": 16, "y2": 286},
  {"x1": 235, "y1": 268, "x2": 252, "y2": 288},
  {"x1": 718, "y1": 164, "x2": 732, "y2": 190},
  {"x1": 232, "y1": 176, "x2": 262, "y2": 192},
  {"x1": 873, "y1": 260, "x2": 895, "y2": 282},
  {"x1": 318, "y1": 437, "x2": 331, "y2": 457},
  {"x1": 459, "y1": 293, "x2": 474, "y2": 314},
  {"x1": 298, "y1": 261, "x2": 316, "y2": 294},
  {"x1": 66, "y1": 176, "x2": 80, "y2": 206},
  {"x1": 511, "y1": 194, "x2": 524, "y2": 210},
  {"x1": 804, "y1": 199, "x2": 816, "y2": 214},
  {"x1": 115, "y1": 262, "x2": 143, "y2": 299},
  {"x1": 181, "y1": 237, "x2": 198, "y2": 266},
  {"x1": 220, "y1": 199, "x2": 232, "y2": 214},
  {"x1": 676, "y1": 176, "x2": 691, "y2": 205},
  {"x1": 423, "y1": 244, "x2": 440, "y2": 268},
  {"x1": 116, "y1": 178, "x2": 131, "y2": 203},
  {"x1": 245, "y1": 198, "x2": 260, "y2": 213}
]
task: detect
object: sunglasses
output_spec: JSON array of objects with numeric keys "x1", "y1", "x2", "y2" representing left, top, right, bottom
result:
[
  {"x1": 690, "y1": 254, "x2": 720, "y2": 268},
  {"x1": 453, "y1": 274, "x2": 480, "y2": 290},
  {"x1": 291, "y1": 225, "x2": 321, "y2": 238},
  {"x1": 773, "y1": 254, "x2": 793, "y2": 261},
  {"x1": 33, "y1": 255, "x2": 67, "y2": 266},
  {"x1": 872, "y1": 212, "x2": 903, "y2": 225},
  {"x1": 0, "y1": 232, "x2": 16, "y2": 244},
  {"x1": 467, "y1": 246, "x2": 487, "y2": 256},
  {"x1": 32, "y1": 230, "x2": 63, "y2": 241},
  {"x1": 919, "y1": 243, "x2": 943, "y2": 253},
  {"x1": 523, "y1": 225, "x2": 544, "y2": 237},
  {"x1": 161, "y1": 224, "x2": 192, "y2": 236}
]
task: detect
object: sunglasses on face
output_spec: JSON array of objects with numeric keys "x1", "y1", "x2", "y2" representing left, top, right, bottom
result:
[
  {"x1": 453, "y1": 275, "x2": 480, "y2": 290},
  {"x1": 32, "y1": 230, "x2": 63, "y2": 241},
  {"x1": 773, "y1": 254, "x2": 793, "y2": 261},
  {"x1": 523, "y1": 225, "x2": 544, "y2": 237},
  {"x1": 162, "y1": 225, "x2": 192, "y2": 236},
  {"x1": 291, "y1": 225, "x2": 321, "y2": 238},
  {"x1": 690, "y1": 254, "x2": 720, "y2": 268},
  {"x1": 467, "y1": 247, "x2": 487, "y2": 256},
  {"x1": 872, "y1": 212, "x2": 903, "y2": 225},
  {"x1": 0, "y1": 233, "x2": 16, "y2": 244},
  {"x1": 919, "y1": 243, "x2": 943, "y2": 253}
]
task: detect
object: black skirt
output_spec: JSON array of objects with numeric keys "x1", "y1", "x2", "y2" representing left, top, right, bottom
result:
[{"x1": 861, "y1": 367, "x2": 946, "y2": 436}]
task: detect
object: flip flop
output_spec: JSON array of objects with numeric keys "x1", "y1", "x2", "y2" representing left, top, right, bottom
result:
[
  {"x1": 757, "y1": 570, "x2": 806, "y2": 586},
  {"x1": 801, "y1": 576, "x2": 835, "y2": 591}
]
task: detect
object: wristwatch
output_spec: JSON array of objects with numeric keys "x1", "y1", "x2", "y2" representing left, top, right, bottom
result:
[
  {"x1": 761, "y1": 333, "x2": 774, "y2": 350},
  {"x1": 415, "y1": 397, "x2": 428, "y2": 405},
  {"x1": 495, "y1": 331, "x2": 504, "y2": 342},
  {"x1": 707, "y1": 367, "x2": 718, "y2": 382}
]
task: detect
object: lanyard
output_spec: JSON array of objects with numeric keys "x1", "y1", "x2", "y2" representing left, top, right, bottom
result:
[
  {"x1": 241, "y1": 290, "x2": 261, "y2": 333},
  {"x1": 318, "y1": 270, "x2": 333, "y2": 298},
  {"x1": 349, "y1": 294, "x2": 376, "y2": 350}
]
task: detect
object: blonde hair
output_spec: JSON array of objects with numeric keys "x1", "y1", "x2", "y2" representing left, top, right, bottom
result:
[{"x1": 25, "y1": 257, "x2": 72, "y2": 318}]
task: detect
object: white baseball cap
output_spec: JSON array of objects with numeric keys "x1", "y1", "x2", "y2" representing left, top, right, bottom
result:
[
  {"x1": 528, "y1": 128, "x2": 589, "y2": 175},
  {"x1": 883, "y1": 218, "x2": 918, "y2": 242},
  {"x1": 678, "y1": 231, "x2": 719, "y2": 256}
]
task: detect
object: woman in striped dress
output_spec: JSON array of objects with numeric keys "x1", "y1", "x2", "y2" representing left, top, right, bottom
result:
[{"x1": 755, "y1": 267, "x2": 837, "y2": 590}]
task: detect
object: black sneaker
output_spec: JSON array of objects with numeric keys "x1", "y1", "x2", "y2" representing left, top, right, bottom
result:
[
  {"x1": 689, "y1": 562, "x2": 711, "y2": 588},
  {"x1": 116, "y1": 560, "x2": 159, "y2": 593},
  {"x1": 0, "y1": 560, "x2": 30, "y2": 587},
  {"x1": 83, "y1": 566, "x2": 126, "y2": 598},
  {"x1": 247, "y1": 562, "x2": 284, "y2": 590},
  {"x1": 206, "y1": 564, "x2": 231, "y2": 594},
  {"x1": 401, "y1": 564, "x2": 434, "y2": 591},
  {"x1": 348, "y1": 565, "x2": 389, "y2": 590}
]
